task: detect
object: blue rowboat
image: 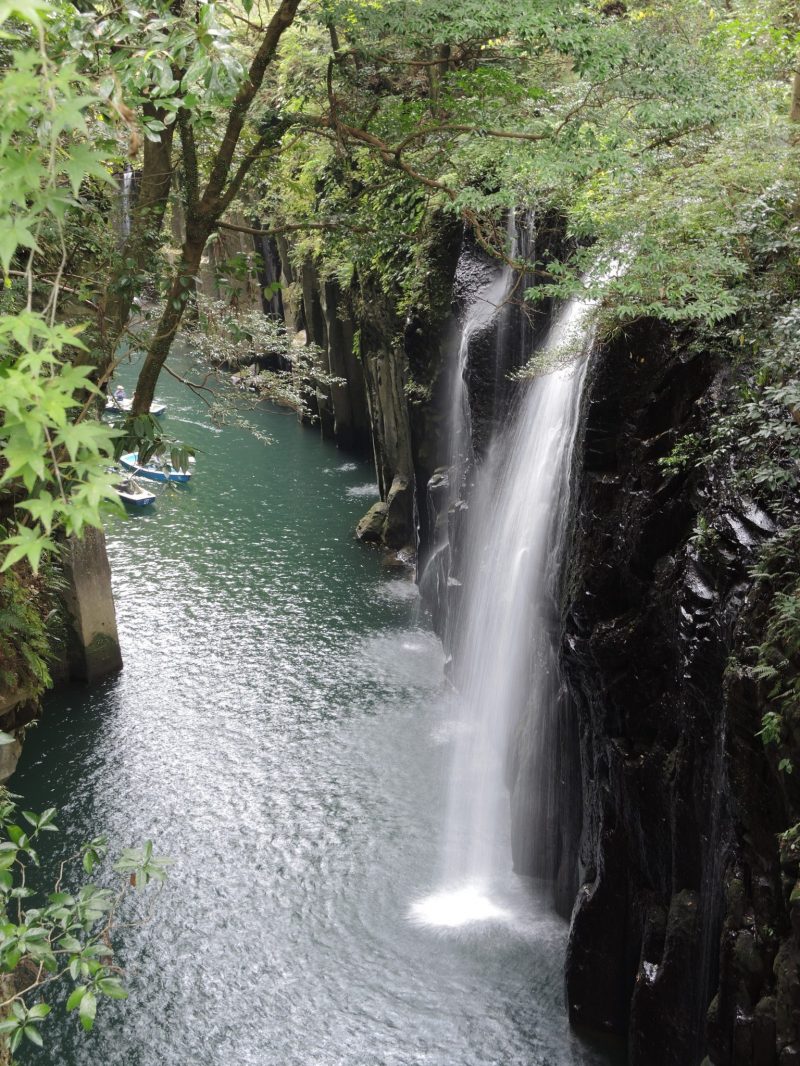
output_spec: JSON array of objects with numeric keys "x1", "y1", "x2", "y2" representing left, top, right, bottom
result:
[
  {"x1": 120, "y1": 453, "x2": 192, "y2": 483},
  {"x1": 114, "y1": 477, "x2": 157, "y2": 507}
]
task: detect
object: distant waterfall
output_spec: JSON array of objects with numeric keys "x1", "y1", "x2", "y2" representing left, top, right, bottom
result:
[
  {"x1": 413, "y1": 295, "x2": 595, "y2": 928},
  {"x1": 120, "y1": 164, "x2": 133, "y2": 239}
]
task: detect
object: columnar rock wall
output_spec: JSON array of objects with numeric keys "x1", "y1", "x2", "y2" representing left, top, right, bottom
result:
[
  {"x1": 564, "y1": 322, "x2": 800, "y2": 1065},
  {"x1": 278, "y1": 214, "x2": 464, "y2": 554}
]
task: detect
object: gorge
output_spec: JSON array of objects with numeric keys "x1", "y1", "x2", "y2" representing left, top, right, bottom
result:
[
  {"x1": 2, "y1": 2, "x2": 800, "y2": 1063},
  {"x1": 11, "y1": 347, "x2": 614, "y2": 1066},
  {"x1": 10, "y1": 212, "x2": 798, "y2": 1066},
  {"x1": 191, "y1": 214, "x2": 800, "y2": 1064}
]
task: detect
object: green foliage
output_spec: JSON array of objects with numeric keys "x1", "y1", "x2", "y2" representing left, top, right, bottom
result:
[
  {"x1": 659, "y1": 183, "x2": 800, "y2": 522},
  {"x1": 0, "y1": 568, "x2": 52, "y2": 696},
  {"x1": 0, "y1": 790, "x2": 168, "y2": 1047},
  {"x1": 403, "y1": 377, "x2": 432, "y2": 405},
  {"x1": 249, "y1": 0, "x2": 800, "y2": 348},
  {"x1": 779, "y1": 821, "x2": 800, "y2": 863},
  {"x1": 112, "y1": 412, "x2": 195, "y2": 472},
  {"x1": 112, "y1": 840, "x2": 171, "y2": 890},
  {"x1": 182, "y1": 296, "x2": 342, "y2": 421},
  {"x1": 0, "y1": 320, "x2": 123, "y2": 571},
  {"x1": 58, "y1": 0, "x2": 245, "y2": 136},
  {"x1": 688, "y1": 515, "x2": 721, "y2": 559},
  {"x1": 0, "y1": 0, "x2": 123, "y2": 572},
  {"x1": 749, "y1": 528, "x2": 800, "y2": 776}
]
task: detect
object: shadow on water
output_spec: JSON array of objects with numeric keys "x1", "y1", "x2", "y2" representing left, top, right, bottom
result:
[{"x1": 13, "y1": 352, "x2": 623, "y2": 1066}]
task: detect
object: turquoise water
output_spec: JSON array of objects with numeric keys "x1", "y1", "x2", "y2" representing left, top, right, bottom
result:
[{"x1": 13, "y1": 354, "x2": 617, "y2": 1065}]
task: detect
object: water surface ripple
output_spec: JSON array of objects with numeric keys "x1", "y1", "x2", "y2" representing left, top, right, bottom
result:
[{"x1": 15, "y1": 359, "x2": 616, "y2": 1066}]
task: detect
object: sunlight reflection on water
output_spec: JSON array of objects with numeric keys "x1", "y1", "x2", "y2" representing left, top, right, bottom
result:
[{"x1": 14, "y1": 356, "x2": 621, "y2": 1066}]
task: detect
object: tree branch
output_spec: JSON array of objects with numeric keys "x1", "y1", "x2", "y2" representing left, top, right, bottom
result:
[
  {"x1": 199, "y1": 0, "x2": 302, "y2": 217},
  {"x1": 391, "y1": 122, "x2": 548, "y2": 156},
  {"x1": 218, "y1": 219, "x2": 368, "y2": 237}
]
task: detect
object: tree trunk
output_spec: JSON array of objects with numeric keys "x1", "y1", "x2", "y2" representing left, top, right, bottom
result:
[
  {"x1": 130, "y1": 0, "x2": 302, "y2": 412},
  {"x1": 131, "y1": 228, "x2": 207, "y2": 413},
  {"x1": 791, "y1": 67, "x2": 800, "y2": 134}
]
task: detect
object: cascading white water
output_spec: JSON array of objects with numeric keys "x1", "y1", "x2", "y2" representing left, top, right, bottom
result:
[
  {"x1": 418, "y1": 221, "x2": 518, "y2": 609},
  {"x1": 447, "y1": 234, "x2": 516, "y2": 496},
  {"x1": 412, "y1": 295, "x2": 596, "y2": 929}
]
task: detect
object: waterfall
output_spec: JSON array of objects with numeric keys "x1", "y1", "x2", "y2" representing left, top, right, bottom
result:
[
  {"x1": 413, "y1": 294, "x2": 596, "y2": 929},
  {"x1": 447, "y1": 228, "x2": 516, "y2": 503},
  {"x1": 120, "y1": 164, "x2": 133, "y2": 239},
  {"x1": 418, "y1": 219, "x2": 516, "y2": 619}
]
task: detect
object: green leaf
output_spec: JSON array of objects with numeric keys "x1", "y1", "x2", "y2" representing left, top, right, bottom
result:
[
  {"x1": 66, "y1": 985, "x2": 86, "y2": 1011},
  {"x1": 0, "y1": 850, "x2": 19, "y2": 871},
  {"x1": 78, "y1": 990, "x2": 97, "y2": 1031},
  {"x1": 61, "y1": 143, "x2": 114, "y2": 198},
  {"x1": 1, "y1": 528, "x2": 56, "y2": 573},
  {"x1": 98, "y1": 977, "x2": 128, "y2": 1000},
  {"x1": 0, "y1": 0, "x2": 48, "y2": 27},
  {"x1": 0, "y1": 216, "x2": 38, "y2": 275},
  {"x1": 23, "y1": 1023, "x2": 43, "y2": 1047}
]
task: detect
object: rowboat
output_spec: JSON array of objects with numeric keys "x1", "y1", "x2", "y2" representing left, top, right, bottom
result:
[
  {"x1": 114, "y1": 477, "x2": 157, "y2": 507},
  {"x1": 119, "y1": 453, "x2": 192, "y2": 483},
  {"x1": 105, "y1": 397, "x2": 167, "y2": 417}
]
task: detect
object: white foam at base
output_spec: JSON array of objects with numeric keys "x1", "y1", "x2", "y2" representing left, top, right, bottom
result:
[{"x1": 409, "y1": 885, "x2": 511, "y2": 928}]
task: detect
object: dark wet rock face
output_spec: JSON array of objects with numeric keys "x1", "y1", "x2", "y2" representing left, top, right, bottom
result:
[{"x1": 564, "y1": 321, "x2": 800, "y2": 1065}]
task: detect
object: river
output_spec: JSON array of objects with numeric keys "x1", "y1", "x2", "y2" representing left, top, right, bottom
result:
[{"x1": 14, "y1": 354, "x2": 618, "y2": 1066}]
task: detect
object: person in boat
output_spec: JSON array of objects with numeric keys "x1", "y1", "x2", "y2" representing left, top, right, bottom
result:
[{"x1": 114, "y1": 384, "x2": 126, "y2": 402}]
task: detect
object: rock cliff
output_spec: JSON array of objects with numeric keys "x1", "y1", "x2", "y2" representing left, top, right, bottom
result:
[{"x1": 564, "y1": 321, "x2": 800, "y2": 1065}]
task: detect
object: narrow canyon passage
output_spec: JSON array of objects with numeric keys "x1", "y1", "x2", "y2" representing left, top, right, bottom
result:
[{"x1": 13, "y1": 356, "x2": 616, "y2": 1066}]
